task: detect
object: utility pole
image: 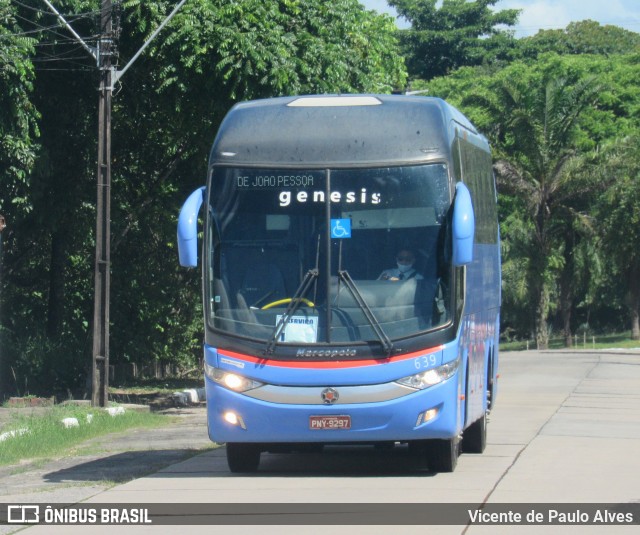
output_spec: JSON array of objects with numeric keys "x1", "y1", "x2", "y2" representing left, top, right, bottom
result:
[
  {"x1": 91, "y1": 0, "x2": 113, "y2": 407},
  {"x1": 42, "y1": 0, "x2": 187, "y2": 407}
]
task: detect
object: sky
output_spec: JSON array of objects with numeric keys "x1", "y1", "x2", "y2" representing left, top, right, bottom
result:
[{"x1": 360, "y1": 0, "x2": 640, "y2": 37}]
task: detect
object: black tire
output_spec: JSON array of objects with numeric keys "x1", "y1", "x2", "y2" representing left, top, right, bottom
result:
[
  {"x1": 426, "y1": 438, "x2": 459, "y2": 473},
  {"x1": 461, "y1": 412, "x2": 487, "y2": 454},
  {"x1": 226, "y1": 443, "x2": 261, "y2": 473}
]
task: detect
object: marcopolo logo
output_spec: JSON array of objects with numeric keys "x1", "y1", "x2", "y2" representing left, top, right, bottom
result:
[
  {"x1": 321, "y1": 387, "x2": 340, "y2": 405},
  {"x1": 296, "y1": 348, "x2": 357, "y2": 358}
]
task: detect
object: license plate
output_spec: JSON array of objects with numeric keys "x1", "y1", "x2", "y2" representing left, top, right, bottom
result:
[{"x1": 309, "y1": 415, "x2": 351, "y2": 430}]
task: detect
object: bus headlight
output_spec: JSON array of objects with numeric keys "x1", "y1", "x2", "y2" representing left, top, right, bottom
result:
[
  {"x1": 204, "y1": 363, "x2": 264, "y2": 392},
  {"x1": 396, "y1": 359, "x2": 459, "y2": 390}
]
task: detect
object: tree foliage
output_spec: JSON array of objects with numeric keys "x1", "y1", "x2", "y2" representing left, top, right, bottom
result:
[
  {"x1": 126, "y1": 0, "x2": 406, "y2": 98},
  {"x1": 108, "y1": 0, "x2": 406, "y2": 377},
  {"x1": 389, "y1": 0, "x2": 519, "y2": 80},
  {"x1": 0, "y1": 0, "x2": 407, "y2": 398},
  {"x1": 517, "y1": 20, "x2": 640, "y2": 59},
  {"x1": 596, "y1": 137, "x2": 640, "y2": 340},
  {"x1": 0, "y1": 0, "x2": 39, "y2": 217},
  {"x1": 484, "y1": 71, "x2": 601, "y2": 349},
  {"x1": 427, "y1": 53, "x2": 640, "y2": 346}
]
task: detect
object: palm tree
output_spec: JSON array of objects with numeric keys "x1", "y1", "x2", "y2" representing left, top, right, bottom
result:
[
  {"x1": 597, "y1": 136, "x2": 640, "y2": 340},
  {"x1": 476, "y1": 73, "x2": 601, "y2": 349}
]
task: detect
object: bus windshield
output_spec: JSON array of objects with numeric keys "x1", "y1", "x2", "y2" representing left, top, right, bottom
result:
[{"x1": 206, "y1": 164, "x2": 452, "y2": 346}]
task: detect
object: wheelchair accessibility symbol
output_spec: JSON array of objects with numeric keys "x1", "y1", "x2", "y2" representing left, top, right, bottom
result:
[{"x1": 331, "y1": 219, "x2": 352, "y2": 239}]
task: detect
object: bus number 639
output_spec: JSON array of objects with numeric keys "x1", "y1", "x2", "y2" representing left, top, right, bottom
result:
[{"x1": 414, "y1": 354, "x2": 438, "y2": 370}]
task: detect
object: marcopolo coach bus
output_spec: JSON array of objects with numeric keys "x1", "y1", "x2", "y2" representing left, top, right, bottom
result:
[{"x1": 177, "y1": 94, "x2": 501, "y2": 473}]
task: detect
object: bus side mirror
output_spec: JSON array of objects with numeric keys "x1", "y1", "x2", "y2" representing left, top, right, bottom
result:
[
  {"x1": 452, "y1": 182, "x2": 475, "y2": 266},
  {"x1": 177, "y1": 187, "x2": 205, "y2": 267}
]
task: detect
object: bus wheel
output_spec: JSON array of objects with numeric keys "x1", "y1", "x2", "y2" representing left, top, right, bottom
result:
[
  {"x1": 226, "y1": 443, "x2": 261, "y2": 473},
  {"x1": 461, "y1": 412, "x2": 487, "y2": 454},
  {"x1": 427, "y1": 438, "x2": 459, "y2": 473}
]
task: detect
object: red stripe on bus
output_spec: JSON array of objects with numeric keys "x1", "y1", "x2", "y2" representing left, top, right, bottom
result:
[{"x1": 217, "y1": 346, "x2": 444, "y2": 369}]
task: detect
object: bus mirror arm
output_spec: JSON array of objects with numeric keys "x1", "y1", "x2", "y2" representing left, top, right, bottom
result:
[
  {"x1": 452, "y1": 182, "x2": 475, "y2": 266},
  {"x1": 177, "y1": 186, "x2": 205, "y2": 267}
]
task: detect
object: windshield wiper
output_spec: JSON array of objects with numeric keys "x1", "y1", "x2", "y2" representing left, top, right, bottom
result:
[
  {"x1": 337, "y1": 269, "x2": 394, "y2": 356},
  {"x1": 265, "y1": 268, "x2": 319, "y2": 355}
]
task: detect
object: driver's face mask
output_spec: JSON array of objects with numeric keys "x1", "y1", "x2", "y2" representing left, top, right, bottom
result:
[{"x1": 396, "y1": 253, "x2": 414, "y2": 273}]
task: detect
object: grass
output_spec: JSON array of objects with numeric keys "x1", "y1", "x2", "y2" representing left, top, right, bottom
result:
[
  {"x1": 500, "y1": 331, "x2": 640, "y2": 351},
  {"x1": 0, "y1": 404, "x2": 170, "y2": 467}
]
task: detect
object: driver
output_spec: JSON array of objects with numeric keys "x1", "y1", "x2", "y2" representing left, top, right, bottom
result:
[{"x1": 378, "y1": 248, "x2": 423, "y2": 281}]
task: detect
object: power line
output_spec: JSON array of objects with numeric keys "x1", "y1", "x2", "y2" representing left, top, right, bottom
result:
[
  {"x1": 0, "y1": 19, "x2": 64, "y2": 38},
  {"x1": 1, "y1": 1, "x2": 106, "y2": 67},
  {"x1": 11, "y1": 0, "x2": 110, "y2": 20},
  {"x1": 13, "y1": 12, "x2": 84, "y2": 41},
  {"x1": 33, "y1": 37, "x2": 100, "y2": 46},
  {"x1": 33, "y1": 66, "x2": 93, "y2": 71}
]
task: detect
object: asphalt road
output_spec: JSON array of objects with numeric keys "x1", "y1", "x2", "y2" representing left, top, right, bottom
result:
[{"x1": 2, "y1": 349, "x2": 639, "y2": 534}]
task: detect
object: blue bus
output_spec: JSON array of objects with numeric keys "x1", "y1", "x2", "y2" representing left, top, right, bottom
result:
[{"x1": 177, "y1": 95, "x2": 501, "y2": 472}]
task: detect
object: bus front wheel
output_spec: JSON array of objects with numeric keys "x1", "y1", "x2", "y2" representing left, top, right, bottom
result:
[
  {"x1": 226, "y1": 443, "x2": 261, "y2": 473},
  {"x1": 411, "y1": 438, "x2": 459, "y2": 473},
  {"x1": 427, "y1": 437, "x2": 459, "y2": 473}
]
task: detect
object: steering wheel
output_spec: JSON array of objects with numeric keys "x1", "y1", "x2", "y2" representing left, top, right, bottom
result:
[{"x1": 261, "y1": 298, "x2": 315, "y2": 310}]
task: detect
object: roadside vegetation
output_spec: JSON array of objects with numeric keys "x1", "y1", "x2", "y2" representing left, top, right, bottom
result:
[
  {"x1": 501, "y1": 332, "x2": 640, "y2": 352},
  {"x1": 0, "y1": 404, "x2": 169, "y2": 467}
]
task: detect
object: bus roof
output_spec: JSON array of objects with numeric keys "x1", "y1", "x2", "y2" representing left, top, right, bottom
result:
[{"x1": 209, "y1": 95, "x2": 483, "y2": 168}]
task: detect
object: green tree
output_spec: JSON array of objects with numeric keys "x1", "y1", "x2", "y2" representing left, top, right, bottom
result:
[
  {"x1": 0, "y1": 0, "x2": 40, "y2": 396},
  {"x1": 1, "y1": 0, "x2": 99, "y2": 397},
  {"x1": 144, "y1": 0, "x2": 407, "y2": 97},
  {"x1": 0, "y1": 0, "x2": 39, "y2": 215},
  {"x1": 517, "y1": 20, "x2": 640, "y2": 60},
  {"x1": 1, "y1": 0, "x2": 408, "y2": 397},
  {"x1": 427, "y1": 57, "x2": 608, "y2": 347},
  {"x1": 107, "y1": 0, "x2": 407, "y2": 373},
  {"x1": 419, "y1": 44, "x2": 640, "y2": 344},
  {"x1": 483, "y1": 73, "x2": 602, "y2": 349},
  {"x1": 388, "y1": 0, "x2": 519, "y2": 80},
  {"x1": 597, "y1": 137, "x2": 640, "y2": 340}
]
